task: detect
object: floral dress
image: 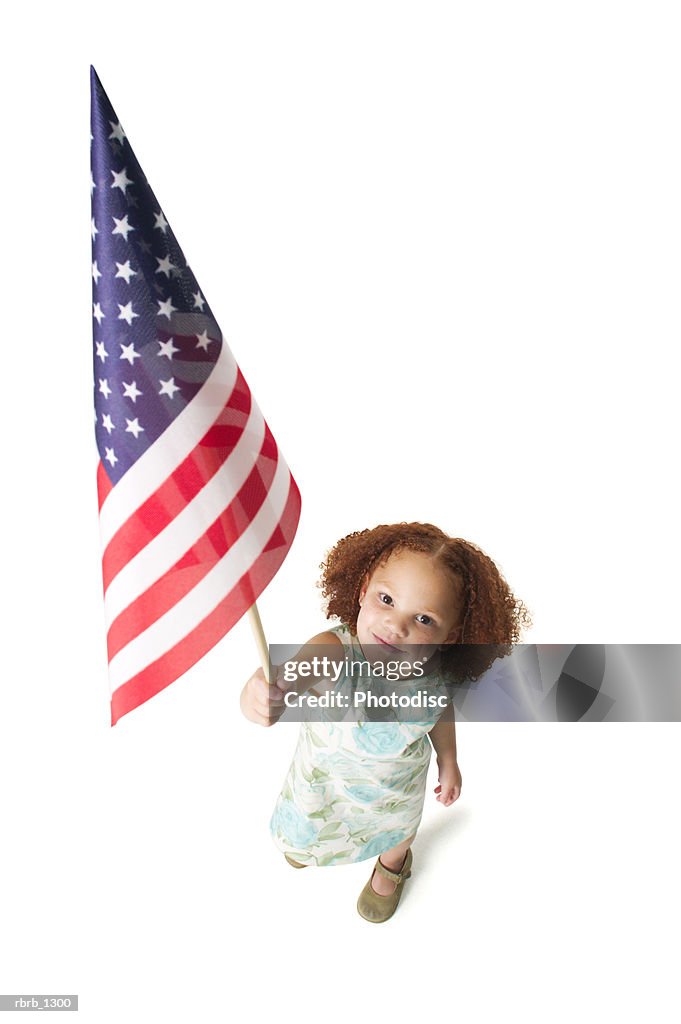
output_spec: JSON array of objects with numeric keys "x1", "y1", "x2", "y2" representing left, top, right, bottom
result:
[{"x1": 269, "y1": 625, "x2": 449, "y2": 866}]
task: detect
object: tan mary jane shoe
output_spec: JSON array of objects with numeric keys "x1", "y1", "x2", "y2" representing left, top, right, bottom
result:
[{"x1": 357, "y1": 848, "x2": 413, "y2": 923}]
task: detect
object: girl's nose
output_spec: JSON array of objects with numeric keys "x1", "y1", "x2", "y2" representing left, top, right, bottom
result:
[{"x1": 384, "y1": 613, "x2": 409, "y2": 640}]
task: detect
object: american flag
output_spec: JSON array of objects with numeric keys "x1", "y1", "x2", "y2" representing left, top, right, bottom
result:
[{"x1": 90, "y1": 67, "x2": 301, "y2": 725}]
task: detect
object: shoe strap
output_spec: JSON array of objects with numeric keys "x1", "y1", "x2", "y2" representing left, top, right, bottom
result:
[{"x1": 375, "y1": 853, "x2": 408, "y2": 884}]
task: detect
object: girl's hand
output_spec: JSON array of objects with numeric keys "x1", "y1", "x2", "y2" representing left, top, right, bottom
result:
[
  {"x1": 239, "y1": 667, "x2": 290, "y2": 727},
  {"x1": 434, "y1": 758, "x2": 462, "y2": 806}
]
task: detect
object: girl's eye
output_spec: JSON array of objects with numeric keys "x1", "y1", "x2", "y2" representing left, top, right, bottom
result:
[
  {"x1": 378, "y1": 593, "x2": 393, "y2": 605},
  {"x1": 416, "y1": 615, "x2": 433, "y2": 626}
]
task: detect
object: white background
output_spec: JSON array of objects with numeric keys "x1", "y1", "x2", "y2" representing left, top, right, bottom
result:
[{"x1": 1, "y1": 2, "x2": 679, "y2": 1021}]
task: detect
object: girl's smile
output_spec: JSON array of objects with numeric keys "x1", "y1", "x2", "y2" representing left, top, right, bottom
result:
[{"x1": 371, "y1": 633, "x2": 405, "y2": 652}]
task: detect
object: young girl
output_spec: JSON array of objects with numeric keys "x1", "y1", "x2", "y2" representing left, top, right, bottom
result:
[{"x1": 240, "y1": 522, "x2": 531, "y2": 923}]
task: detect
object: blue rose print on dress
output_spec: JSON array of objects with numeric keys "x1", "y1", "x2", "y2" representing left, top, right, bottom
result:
[
  {"x1": 359, "y1": 830, "x2": 408, "y2": 862},
  {"x1": 345, "y1": 784, "x2": 383, "y2": 803},
  {"x1": 270, "y1": 799, "x2": 318, "y2": 848},
  {"x1": 352, "y1": 723, "x2": 405, "y2": 756}
]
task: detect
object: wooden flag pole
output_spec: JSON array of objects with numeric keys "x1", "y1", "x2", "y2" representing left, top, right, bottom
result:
[{"x1": 247, "y1": 603, "x2": 270, "y2": 682}]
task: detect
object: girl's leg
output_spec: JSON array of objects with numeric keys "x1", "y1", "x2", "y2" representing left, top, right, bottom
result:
[{"x1": 371, "y1": 833, "x2": 416, "y2": 896}]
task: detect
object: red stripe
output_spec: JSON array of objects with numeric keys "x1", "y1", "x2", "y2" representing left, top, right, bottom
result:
[
  {"x1": 110, "y1": 479, "x2": 301, "y2": 725},
  {"x1": 101, "y1": 371, "x2": 252, "y2": 592},
  {"x1": 105, "y1": 426, "x2": 279, "y2": 660},
  {"x1": 97, "y1": 461, "x2": 113, "y2": 508}
]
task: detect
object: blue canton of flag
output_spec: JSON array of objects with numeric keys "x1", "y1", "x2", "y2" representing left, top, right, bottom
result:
[{"x1": 91, "y1": 71, "x2": 217, "y2": 481}]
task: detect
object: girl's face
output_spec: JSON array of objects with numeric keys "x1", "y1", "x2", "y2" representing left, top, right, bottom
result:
[{"x1": 356, "y1": 549, "x2": 463, "y2": 663}]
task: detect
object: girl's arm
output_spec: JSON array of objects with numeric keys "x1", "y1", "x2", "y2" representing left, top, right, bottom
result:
[
  {"x1": 240, "y1": 631, "x2": 343, "y2": 727},
  {"x1": 428, "y1": 703, "x2": 462, "y2": 805}
]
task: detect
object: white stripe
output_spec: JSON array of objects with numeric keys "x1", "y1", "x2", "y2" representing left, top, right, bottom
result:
[
  {"x1": 99, "y1": 338, "x2": 238, "y2": 549},
  {"x1": 103, "y1": 403, "x2": 266, "y2": 625},
  {"x1": 108, "y1": 452, "x2": 292, "y2": 692}
]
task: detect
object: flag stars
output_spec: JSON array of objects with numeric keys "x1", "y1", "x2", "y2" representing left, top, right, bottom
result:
[
  {"x1": 125, "y1": 417, "x2": 144, "y2": 439},
  {"x1": 112, "y1": 214, "x2": 134, "y2": 241},
  {"x1": 122, "y1": 381, "x2": 143, "y2": 403},
  {"x1": 159, "y1": 377, "x2": 180, "y2": 398},
  {"x1": 117, "y1": 301, "x2": 139, "y2": 325},
  {"x1": 115, "y1": 260, "x2": 136, "y2": 284},
  {"x1": 158, "y1": 337, "x2": 179, "y2": 359},
  {"x1": 111, "y1": 167, "x2": 134, "y2": 193},
  {"x1": 195, "y1": 329, "x2": 213, "y2": 351},
  {"x1": 109, "y1": 120, "x2": 126, "y2": 144},
  {"x1": 155, "y1": 254, "x2": 178, "y2": 278},
  {"x1": 92, "y1": 104, "x2": 227, "y2": 479},
  {"x1": 120, "y1": 341, "x2": 141, "y2": 365},
  {"x1": 157, "y1": 296, "x2": 177, "y2": 319},
  {"x1": 154, "y1": 210, "x2": 169, "y2": 233}
]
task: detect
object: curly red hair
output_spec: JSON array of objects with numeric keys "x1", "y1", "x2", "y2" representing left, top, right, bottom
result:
[{"x1": 319, "y1": 522, "x2": 532, "y2": 681}]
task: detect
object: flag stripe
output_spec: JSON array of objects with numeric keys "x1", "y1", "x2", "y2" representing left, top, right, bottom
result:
[
  {"x1": 102, "y1": 369, "x2": 253, "y2": 590},
  {"x1": 105, "y1": 425, "x2": 277, "y2": 659},
  {"x1": 103, "y1": 402, "x2": 266, "y2": 620},
  {"x1": 98, "y1": 336, "x2": 238, "y2": 548},
  {"x1": 97, "y1": 461, "x2": 113, "y2": 510},
  {"x1": 109, "y1": 479, "x2": 301, "y2": 724},
  {"x1": 107, "y1": 449, "x2": 294, "y2": 691}
]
